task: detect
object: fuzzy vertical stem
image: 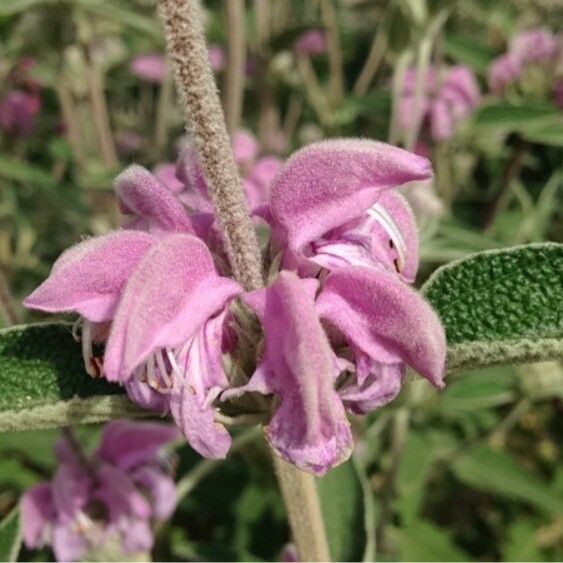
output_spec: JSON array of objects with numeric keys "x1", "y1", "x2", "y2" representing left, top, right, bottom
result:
[
  {"x1": 274, "y1": 457, "x2": 331, "y2": 561},
  {"x1": 224, "y1": 0, "x2": 246, "y2": 135},
  {"x1": 157, "y1": 0, "x2": 262, "y2": 291},
  {"x1": 320, "y1": 0, "x2": 344, "y2": 107},
  {"x1": 157, "y1": 1, "x2": 331, "y2": 559}
]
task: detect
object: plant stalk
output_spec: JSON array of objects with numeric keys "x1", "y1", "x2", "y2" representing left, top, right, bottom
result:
[
  {"x1": 157, "y1": 0, "x2": 262, "y2": 291},
  {"x1": 157, "y1": 1, "x2": 331, "y2": 559},
  {"x1": 223, "y1": 0, "x2": 246, "y2": 135}
]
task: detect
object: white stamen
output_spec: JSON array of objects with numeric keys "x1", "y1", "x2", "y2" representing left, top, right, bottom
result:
[
  {"x1": 166, "y1": 348, "x2": 183, "y2": 378},
  {"x1": 368, "y1": 203, "x2": 407, "y2": 271},
  {"x1": 81, "y1": 320, "x2": 96, "y2": 376},
  {"x1": 156, "y1": 350, "x2": 173, "y2": 388}
]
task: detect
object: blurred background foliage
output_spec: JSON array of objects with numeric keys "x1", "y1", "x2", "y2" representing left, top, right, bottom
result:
[{"x1": 0, "y1": 0, "x2": 562, "y2": 560}]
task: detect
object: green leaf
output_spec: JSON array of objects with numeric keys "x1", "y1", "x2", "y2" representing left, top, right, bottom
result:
[
  {"x1": 471, "y1": 103, "x2": 561, "y2": 133},
  {"x1": 396, "y1": 520, "x2": 469, "y2": 561},
  {"x1": 453, "y1": 446, "x2": 563, "y2": 514},
  {"x1": 317, "y1": 460, "x2": 365, "y2": 561},
  {"x1": 502, "y1": 518, "x2": 545, "y2": 562},
  {"x1": 0, "y1": 0, "x2": 57, "y2": 17},
  {"x1": 0, "y1": 323, "x2": 147, "y2": 433},
  {"x1": 438, "y1": 367, "x2": 517, "y2": 412},
  {"x1": 444, "y1": 34, "x2": 496, "y2": 73},
  {"x1": 396, "y1": 433, "x2": 436, "y2": 526},
  {"x1": 0, "y1": 156, "x2": 55, "y2": 189},
  {"x1": 77, "y1": 0, "x2": 162, "y2": 40},
  {"x1": 521, "y1": 121, "x2": 563, "y2": 147},
  {"x1": 0, "y1": 508, "x2": 22, "y2": 563},
  {"x1": 422, "y1": 243, "x2": 563, "y2": 373}
]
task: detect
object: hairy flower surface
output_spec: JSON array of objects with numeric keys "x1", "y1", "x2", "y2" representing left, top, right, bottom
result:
[
  {"x1": 21, "y1": 421, "x2": 178, "y2": 561},
  {"x1": 268, "y1": 139, "x2": 430, "y2": 281},
  {"x1": 25, "y1": 137, "x2": 447, "y2": 475}
]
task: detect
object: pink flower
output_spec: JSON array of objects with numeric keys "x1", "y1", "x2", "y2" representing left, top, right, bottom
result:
[
  {"x1": 510, "y1": 28, "x2": 560, "y2": 64},
  {"x1": 488, "y1": 53, "x2": 523, "y2": 94},
  {"x1": 225, "y1": 267, "x2": 445, "y2": 475},
  {"x1": 25, "y1": 138, "x2": 447, "y2": 475},
  {"x1": 268, "y1": 139, "x2": 430, "y2": 282},
  {"x1": 399, "y1": 65, "x2": 481, "y2": 142},
  {"x1": 0, "y1": 90, "x2": 41, "y2": 137},
  {"x1": 488, "y1": 28, "x2": 560, "y2": 95},
  {"x1": 130, "y1": 54, "x2": 167, "y2": 84},
  {"x1": 21, "y1": 421, "x2": 178, "y2": 561},
  {"x1": 25, "y1": 166, "x2": 242, "y2": 459},
  {"x1": 208, "y1": 44, "x2": 226, "y2": 72},
  {"x1": 295, "y1": 29, "x2": 328, "y2": 56}
]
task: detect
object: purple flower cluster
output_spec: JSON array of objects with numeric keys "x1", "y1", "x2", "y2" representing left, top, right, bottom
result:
[
  {"x1": 488, "y1": 28, "x2": 562, "y2": 104},
  {"x1": 25, "y1": 137, "x2": 446, "y2": 475},
  {"x1": 21, "y1": 421, "x2": 178, "y2": 561},
  {"x1": 0, "y1": 58, "x2": 42, "y2": 137},
  {"x1": 398, "y1": 65, "x2": 481, "y2": 142}
]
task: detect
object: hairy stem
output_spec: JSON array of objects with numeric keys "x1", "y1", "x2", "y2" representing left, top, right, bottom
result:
[
  {"x1": 223, "y1": 0, "x2": 246, "y2": 135},
  {"x1": 158, "y1": 0, "x2": 262, "y2": 291},
  {"x1": 157, "y1": 2, "x2": 331, "y2": 560},
  {"x1": 274, "y1": 456, "x2": 331, "y2": 561}
]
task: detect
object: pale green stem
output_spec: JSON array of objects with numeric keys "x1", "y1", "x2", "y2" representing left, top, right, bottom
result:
[
  {"x1": 320, "y1": 0, "x2": 345, "y2": 107},
  {"x1": 154, "y1": 61, "x2": 174, "y2": 155},
  {"x1": 404, "y1": 9, "x2": 450, "y2": 151},
  {"x1": 388, "y1": 50, "x2": 413, "y2": 145},
  {"x1": 353, "y1": 24, "x2": 388, "y2": 97},
  {"x1": 0, "y1": 269, "x2": 20, "y2": 326},
  {"x1": 223, "y1": 0, "x2": 246, "y2": 136}
]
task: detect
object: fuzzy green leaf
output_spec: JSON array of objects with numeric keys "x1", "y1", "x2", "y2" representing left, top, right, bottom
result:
[
  {"x1": 0, "y1": 508, "x2": 22, "y2": 563},
  {"x1": 423, "y1": 243, "x2": 563, "y2": 373},
  {"x1": 0, "y1": 323, "x2": 147, "y2": 432}
]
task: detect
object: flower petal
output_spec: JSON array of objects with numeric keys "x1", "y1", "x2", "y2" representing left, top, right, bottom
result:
[
  {"x1": 241, "y1": 271, "x2": 353, "y2": 475},
  {"x1": 52, "y1": 524, "x2": 88, "y2": 563},
  {"x1": 103, "y1": 234, "x2": 241, "y2": 381},
  {"x1": 317, "y1": 267, "x2": 446, "y2": 388},
  {"x1": 21, "y1": 483, "x2": 56, "y2": 549},
  {"x1": 97, "y1": 420, "x2": 179, "y2": 470},
  {"x1": 169, "y1": 382, "x2": 232, "y2": 459},
  {"x1": 132, "y1": 466, "x2": 178, "y2": 521},
  {"x1": 270, "y1": 139, "x2": 432, "y2": 252},
  {"x1": 24, "y1": 231, "x2": 154, "y2": 322},
  {"x1": 339, "y1": 361, "x2": 405, "y2": 414},
  {"x1": 115, "y1": 165, "x2": 194, "y2": 234}
]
